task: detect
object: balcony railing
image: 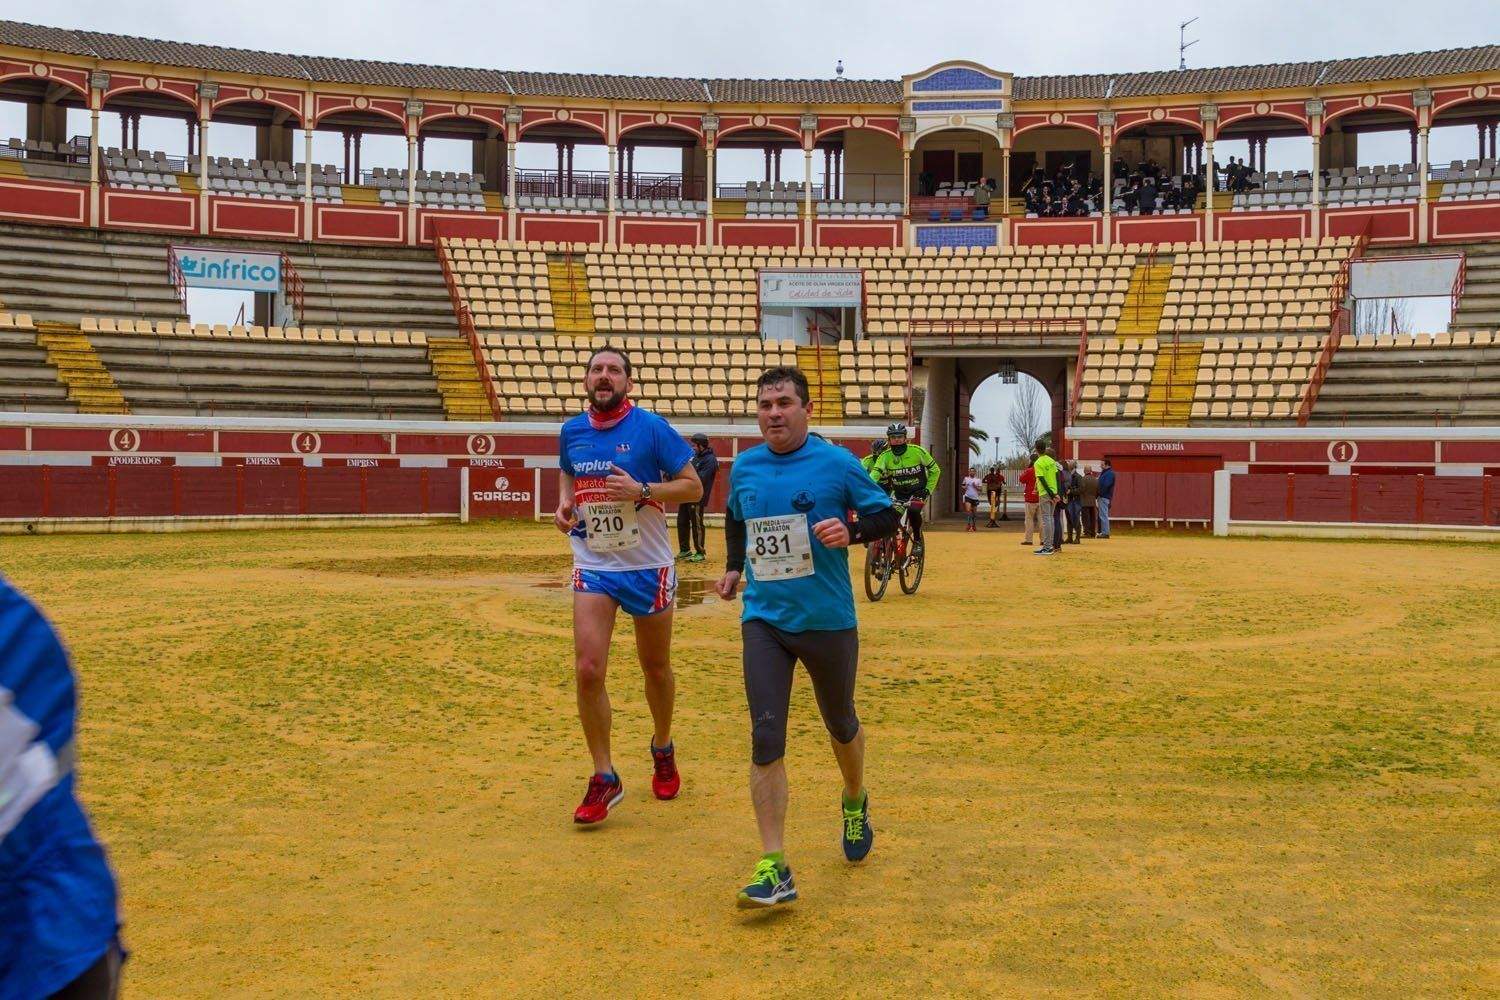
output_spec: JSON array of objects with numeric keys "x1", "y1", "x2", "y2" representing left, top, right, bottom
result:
[{"x1": 512, "y1": 169, "x2": 705, "y2": 201}]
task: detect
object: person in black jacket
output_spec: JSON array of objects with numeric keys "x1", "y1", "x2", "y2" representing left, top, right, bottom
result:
[{"x1": 677, "y1": 432, "x2": 719, "y2": 563}]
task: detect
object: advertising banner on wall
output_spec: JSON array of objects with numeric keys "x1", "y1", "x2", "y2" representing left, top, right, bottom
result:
[
  {"x1": 467, "y1": 466, "x2": 538, "y2": 519},
  {"x1": 172, "y1": 246, "x2": 283, "y2": 293},
  {"x1": 758, "y1": 269, "x2": 863, "y2": 308}
]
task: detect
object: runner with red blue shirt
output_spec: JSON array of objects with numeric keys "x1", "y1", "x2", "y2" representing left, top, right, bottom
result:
[{"x1": 555, "y1": 346, "x2": 703, "y2": 825}]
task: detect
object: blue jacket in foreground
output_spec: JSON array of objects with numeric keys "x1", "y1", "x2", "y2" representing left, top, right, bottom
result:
[{"x1": 0, "y1": 577, "x2": 119, "y2": 1000}]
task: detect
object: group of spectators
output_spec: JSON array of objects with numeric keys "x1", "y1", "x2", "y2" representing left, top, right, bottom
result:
[
  {"x1": 1023, "y1": 161, "x2": 1102, "y2": 217},
  {"x1": 1017, "y1": 447, "x2": 1115, "y2": 555},
  {"x1": 1111, "y1": 158, "x2": 1205, "y2": 216},
  {"x1": 1221, "y1": 156, "x2": 1259, "y2": 193}
]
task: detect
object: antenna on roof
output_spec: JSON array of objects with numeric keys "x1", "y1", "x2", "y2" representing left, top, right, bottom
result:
[
  {"x1": 835, "y1": 59, "x2": 845, "y2": 80},
  {"x1": 1178, "y1": 18, "x2": 1199, "y2": 71}
]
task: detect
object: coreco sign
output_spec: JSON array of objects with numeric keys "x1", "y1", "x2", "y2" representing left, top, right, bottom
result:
[
  {"x1": 758, "y1": 269, "x2": 862, "y2": 308},
  {"x1": 173, "y1": 246, "x2": 283, "y2": 293}
]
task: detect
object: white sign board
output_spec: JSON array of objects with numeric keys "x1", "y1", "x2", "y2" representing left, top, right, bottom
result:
[
  {"x1": 1350, "y1": 256, "x2": 1462, "y2": 299},
  {"x1": 759, "y1": 269, "x2": 862, "y2": 308},
  {"x1": 173, "y1": 246, "x2": 283, "y2": 293}
]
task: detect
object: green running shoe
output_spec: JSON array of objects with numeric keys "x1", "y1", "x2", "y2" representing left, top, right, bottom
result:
[{"x1": 736, "y1": 856, "x2": 797, "y2": 908}]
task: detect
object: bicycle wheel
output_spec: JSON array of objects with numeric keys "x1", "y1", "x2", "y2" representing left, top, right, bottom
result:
[
  {"x1": 863, "y1": 540, "x2": 891, "y2": 601},
  {"x1": 899, "y1": 536, "x2": 925, "y2": 594}
]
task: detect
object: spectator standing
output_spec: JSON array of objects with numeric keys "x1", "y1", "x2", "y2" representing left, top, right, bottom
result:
[
  {"x1": 1045, "y1": 446, "x2": 1067, "y2": 551},
  {"x1": 1064, "y1": 460, "x2": 1083, "y2": 544},
  {"x1": 1097, "y1": 459, "x2": 1116, "y2": 538},
  {"x1": 961, "y1": 469, "x2": 983, "y2": 532},
  {"x1": 676, "y1": 432, "x2": 719, "y2": 563},
  {"x1": 1080, "y1": 466, "x2": 1100, "y2": 538},
  {"x1": 1018, "y1": 456, "x2": 1040, "y2": 546},
  {"x1": 972, "y1": 179, "x2": 991, "y2": 219},
  {"x1": 1032, "y1": 448, "x2": 1061, "y2": 555}
]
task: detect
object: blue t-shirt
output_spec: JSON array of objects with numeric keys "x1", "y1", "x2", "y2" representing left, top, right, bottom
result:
[
  {"x1": 558, "y1": 405, "x2": 695, "y2": 572},
  {"x1": 1, "y1": 577, "x2": 119, "y2": 1000},
  {"x1": 727, "y1": 435, "x2": 894, "y2": 633}
]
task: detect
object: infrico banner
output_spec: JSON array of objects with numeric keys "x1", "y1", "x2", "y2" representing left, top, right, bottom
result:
[
  {"x1": 173, "y1": 246, "x2": 282, "y2": 293},
  {"x1": 758, "y1": 269, "x2": 862, "y2": 308}
]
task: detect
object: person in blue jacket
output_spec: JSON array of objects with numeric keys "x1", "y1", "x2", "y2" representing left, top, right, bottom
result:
[
  {"x1": 1, "y1": 576, "x2": 123, "y2": 1000},
  {"x1": 1096, "y1": 459, "x2": 1116, "y2": 538}
]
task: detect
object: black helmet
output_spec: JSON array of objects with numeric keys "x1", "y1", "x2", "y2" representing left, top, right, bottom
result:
[
  {"x1": 690, "y1": 432, "x2": 709, "y2": 445},
  {"x1": 870, "y1": 438, "x2": 887, "y2": 454},
  {"x1": 886, "y1": 422, "x2": 908, "y2": 437}
]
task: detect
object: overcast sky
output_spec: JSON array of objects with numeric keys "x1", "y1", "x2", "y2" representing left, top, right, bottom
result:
[{"x1": 17, "y1": 1, "x2": 1500, "y2": 440}]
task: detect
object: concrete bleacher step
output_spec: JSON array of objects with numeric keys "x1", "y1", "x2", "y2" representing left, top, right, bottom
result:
[
  {"x1": 795, "y1": 345, "x2": 845, "y2": 423},
  {"x1": 279, "y1": 244, "x2": 462, "y2": 336},
  {"x1": 545, "y1": 255, "x2": 597, "y2": 335},
  {"x1": 1116, "y1": 259, "x2": 1174, "y2": 336},
  {"x1": 0, "y1": 327, "x2": 72, "y2": 412},
  {"x1": 1142, "y1": 340, "x2": 1203, "y2": 427},
  {"x1": 427, "y1": 337, "x2": 494, "y2": 421},
  {"x1": 0, "y1": 222, "x2": 190, "y2": 326}
]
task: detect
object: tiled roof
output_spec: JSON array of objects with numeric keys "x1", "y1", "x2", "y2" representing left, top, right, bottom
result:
[{"x1": 4, "y1": 21, "x2": 1499, "y2": 107}]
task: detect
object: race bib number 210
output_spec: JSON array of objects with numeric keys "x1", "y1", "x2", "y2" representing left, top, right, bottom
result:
[{"x1": 581, "y1": 501, "x2": 641, "y2": 552}]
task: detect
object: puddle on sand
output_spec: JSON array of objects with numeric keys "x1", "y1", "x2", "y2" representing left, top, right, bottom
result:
[{"x1": 533, "y1": 577, "x2": 714, "y2": 608}]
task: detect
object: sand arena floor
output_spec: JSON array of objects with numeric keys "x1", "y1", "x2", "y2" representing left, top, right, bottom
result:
[{"x1": 4, "y1": 522, "x2": 1497, "y2": 997}]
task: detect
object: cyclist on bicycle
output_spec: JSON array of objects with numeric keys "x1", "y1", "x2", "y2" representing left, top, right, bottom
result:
[{"x1": 868, "y1": 423, "x2": 941, "y2": 545}]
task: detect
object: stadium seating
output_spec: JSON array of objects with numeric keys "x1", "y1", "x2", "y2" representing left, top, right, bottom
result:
[
  {"x1": 442, "y1": 242, "x2": 556, "y2": 331},
  {"x1": 1160, "y1": 237, "x2": 1354, "y2": 337},
  {"x1": 77, "y1": 318, "x2": 447, "y2": 419},
  {"x1": 1074, "y1": 337, "x2": 1159, "y2": 422},
  {"x1": 482, "y1": 331, "x2": 803, "y2": 418},
  {"x1": 1310, "y1": 330, "x2": 1500, "y2": 424},
  {"x1": 1188, "y1": 334, "x2": 1320, "y2": 422},
  {"x1": 371, "y1": 167, "x2": 486, "y2": 210}
]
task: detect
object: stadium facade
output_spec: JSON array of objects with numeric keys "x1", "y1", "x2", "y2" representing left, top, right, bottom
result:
[{"x1": 0, "y1": 23, "x2": 1496, "y2": 537}]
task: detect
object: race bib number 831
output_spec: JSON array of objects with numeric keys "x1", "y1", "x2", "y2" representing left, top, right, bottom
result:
[{"x1": 747, "y1": 514, "x2": 813, "y2": 580}]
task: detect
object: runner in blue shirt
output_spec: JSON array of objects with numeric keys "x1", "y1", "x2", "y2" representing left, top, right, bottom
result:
[
  {"x1": 1, "y1": 576, "x2": 124, "y2": 1000},
  {"x1": 714, "y1": 366, "x2": 900, "y2": 908},
  {"x1": 555, "y1": 346, "x2": 702, "y2": 825}
]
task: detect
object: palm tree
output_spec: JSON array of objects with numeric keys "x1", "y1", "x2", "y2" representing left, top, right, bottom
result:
[{"x1": 968, "y1": 425, "x2": 989, "y2": 457}]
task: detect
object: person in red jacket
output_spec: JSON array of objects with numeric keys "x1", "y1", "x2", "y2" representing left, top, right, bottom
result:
[{"x1": 1018, "y1": 455, "x2": 1040, "y2": 546}]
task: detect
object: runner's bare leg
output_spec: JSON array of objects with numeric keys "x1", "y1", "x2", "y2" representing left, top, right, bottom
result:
[
  {"x1": 574, "y1": 592, "x2": 619, "y2": 774},
  {"x1": 633, "y1": 608, "x2": 675, "y2": 749}
]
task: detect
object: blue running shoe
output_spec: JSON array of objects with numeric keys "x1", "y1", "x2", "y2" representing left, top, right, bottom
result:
[
  {"x1": 737, "y1": 856, "x2": 797, "y2": 908},
  {"x1": 842, "y1": 791, "x2": 874, "y2": 862}
]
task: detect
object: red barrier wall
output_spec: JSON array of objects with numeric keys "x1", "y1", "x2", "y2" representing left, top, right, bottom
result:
[
  {"x1": 1230, "y1": 473, "x2": 1497, "y2": 527},
  {"x1": 0, "y1": 465, "x2": 461, "y2": 520},
  {"x1": 1109, "y1": 471, "x2": 1213, "y2": 521}
]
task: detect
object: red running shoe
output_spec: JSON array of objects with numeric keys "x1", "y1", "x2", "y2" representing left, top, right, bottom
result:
[
  {"x1": 573, "y1": 773, "x2": 624, "y2": 824},
  {"x1": 651, "y1": 743, "x2": 681, "y2": 800}
]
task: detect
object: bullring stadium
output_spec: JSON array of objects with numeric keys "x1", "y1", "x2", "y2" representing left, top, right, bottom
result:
[{"x1": 0, "y1": 10, "x2": 1496, "y2": 997}]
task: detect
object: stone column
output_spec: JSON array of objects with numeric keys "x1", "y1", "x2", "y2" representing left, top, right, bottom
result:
[
  {"x1": 702, "y1": 114, "x2": 718, "y2": 249},
  {"x1": 1414, "y1": 89, "x2": 1433, "y2": 245},
  {"x1": 303, "y1": 127, "x2": 314, "y2": 242},
  {"x1": 405, "y1": 101, "x2": 422, "y2": 247},
  {"x1": 1099, "y1": 112, "x2": 1115, "y2": 240},
  {"x1": 606, "y1": 142, "x2": 618, "y2": 246},
  {"x1": 88, "y1": 72, "x2": 105, "y2": 228},
  {"x1": 1306, "y1": 100, "x2": 1324, "y2": 238},
  {"x1": 505, "y1": 107, "x2": 522, "y2": 243},
  {"x1": 1201, "y1": 105, "x2": 1219, "y2": 240},
  {"x1": 196, "y1": 86, "x2": 213, "y2": 236}
]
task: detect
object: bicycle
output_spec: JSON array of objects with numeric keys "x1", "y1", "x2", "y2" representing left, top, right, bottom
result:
[{"x1": 863, "y1": 498, "x2": 925, "y2": 601}]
